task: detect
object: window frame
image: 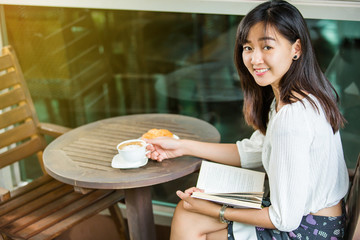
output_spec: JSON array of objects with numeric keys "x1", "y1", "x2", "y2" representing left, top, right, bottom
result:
[{"x1": 0, "y1": 0, "x2": 359, "y2": 21}]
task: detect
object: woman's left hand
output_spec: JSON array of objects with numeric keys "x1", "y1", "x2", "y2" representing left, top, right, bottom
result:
[{"x1": 176, "y1": 187, "x2": 221, "y2": 218}]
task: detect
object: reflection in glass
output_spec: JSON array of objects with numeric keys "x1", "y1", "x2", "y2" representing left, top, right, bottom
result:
[{"x1": 2, "y1": 5, "x2": 359, "y2": 204}]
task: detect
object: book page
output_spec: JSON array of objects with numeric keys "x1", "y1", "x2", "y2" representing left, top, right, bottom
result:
[
  {"x1": 192, "y1": 191, "x2": 261, "y2": 209},
  {"x1": 196, "y1": 161, "x2": 265, "y2": 194}
]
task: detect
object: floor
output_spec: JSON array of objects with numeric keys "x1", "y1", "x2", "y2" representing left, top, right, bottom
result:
[{"x1": 55, "y1": 214, "x2": 171, "y2": 240}]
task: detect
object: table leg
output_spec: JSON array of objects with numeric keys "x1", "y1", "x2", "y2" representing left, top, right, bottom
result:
[{"x1": 125, "y1": 187, "x2": 156, "y2": 240}]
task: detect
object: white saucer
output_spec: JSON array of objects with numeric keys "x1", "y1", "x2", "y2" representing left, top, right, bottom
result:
[{"x1": 111, "y1": 154, "x2": 148, "y2": 169}]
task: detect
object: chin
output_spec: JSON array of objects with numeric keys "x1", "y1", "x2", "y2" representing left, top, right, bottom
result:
[{"x1": 254, "y1": 80, "x2": 271, "y2": 87}]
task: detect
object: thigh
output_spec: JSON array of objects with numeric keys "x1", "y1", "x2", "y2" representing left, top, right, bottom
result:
[
  {"x1": 207, "y1": 228, "x2": 228, "y2": 240},
  {"x1": 171, "y1": 200, "x2": 228, "y2": 240}
]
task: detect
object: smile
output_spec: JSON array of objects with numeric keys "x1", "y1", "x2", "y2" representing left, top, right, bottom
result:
[
  {"x1": 254, "y1": 68, "x2": 269, "y2": 73},
  {"x1": 254, "y1": 68, "x2": 270, "y2": 76}
]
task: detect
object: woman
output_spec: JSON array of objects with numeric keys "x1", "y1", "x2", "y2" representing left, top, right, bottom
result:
[{"x1": 145, "y1": 1, "x2": 349, "y2": 239}]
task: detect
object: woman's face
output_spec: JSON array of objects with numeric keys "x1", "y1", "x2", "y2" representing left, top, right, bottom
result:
[{"x1": 242, "y1": 22, "x2": 300, "y2": 91}]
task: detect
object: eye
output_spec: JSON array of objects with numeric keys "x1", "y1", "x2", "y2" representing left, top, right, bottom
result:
[
  {"x1": 264, "y1": 46, "x2": 272, "y2": 50},
  {"x1": 243, "y1": 46, "x2": 252, "y2": 51}
]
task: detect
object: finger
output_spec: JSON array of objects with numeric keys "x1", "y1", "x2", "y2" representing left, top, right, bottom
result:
[
  {"x1": 176, "y1": 190, "x2": 191, "y2": 199},
  {"x1": 158, "y1": 153, "x2": 167, "y2": 162},
  {"x1": 150, "y1": 151, "x2": 159, "y2": 159},
  {"x1": 192, "y1": 187, "x2": 204, "y2": 192},
  {"x1": 153, "y1": 149, "x2": 167, "y2": 161},
  {"x1": 184, "y1": 187, "x2": 198, "y2": 194},
  {"x1": 146, "y1": 143, "x2": 155, "y2": 151},
  {"x1": 150, "y1": 151, "x2": 164, "y2": 162}
]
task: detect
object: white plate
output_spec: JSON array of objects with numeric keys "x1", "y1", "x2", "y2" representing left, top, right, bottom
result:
[
  {"x1": 111, "y1": 154, "x2": 148, "y2": 169},
  {"x1": 173, "y1": 134, "x2": 179, "y2": 139},
  {"x1": 140, "y1": 134, "x2": 179, "y2": 139}
]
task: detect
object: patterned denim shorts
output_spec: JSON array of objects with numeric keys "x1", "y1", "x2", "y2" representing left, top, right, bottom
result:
[{"x1": 228, "y1": 199, "x2": 346, "y2": 240}]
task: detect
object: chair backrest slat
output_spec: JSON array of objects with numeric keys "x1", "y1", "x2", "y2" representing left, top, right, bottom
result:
[
  {"x1": 0, "y1": 104, "x2": 32, "y2": 130},
  {"x1": 346, "y1": 154, "x2": 360, "y2": 239},
  {"x1": 0, "y1": 87, "x2": 26, "y2": 110},
  {"x1": 0, "y1": 46, "x2": 46, "y2": 169},
  {"x1": 0, "y1": 136, "x2": 45, "y2": 169},
  {"x1": 0, "y1": 71, "x2": 18, "y2": 90},
  {"x1": 0, "y1": 120, "x2": 38, "y2": 149},
  {"x1": 0, "y1": 54, "x2": 14, "y2": 72}
]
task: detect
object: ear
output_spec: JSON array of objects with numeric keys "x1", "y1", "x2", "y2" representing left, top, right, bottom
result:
[{"x1": 292, "y1": 39, "x2": 302, "y2": 59}]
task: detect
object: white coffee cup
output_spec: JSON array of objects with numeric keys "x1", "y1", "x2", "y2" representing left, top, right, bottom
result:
[{"x1": 116, "y1": 139, "x2": 149, "y2": 165}]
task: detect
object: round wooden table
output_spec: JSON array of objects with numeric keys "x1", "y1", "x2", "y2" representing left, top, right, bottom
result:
[{"x1": 43, "y1": 113, "x2": 220, "y2": 240}]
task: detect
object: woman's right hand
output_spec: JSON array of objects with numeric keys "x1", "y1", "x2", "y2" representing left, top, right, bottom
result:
[{"x1": 144, "y1": 137, "x2": 184, "y2": 162}]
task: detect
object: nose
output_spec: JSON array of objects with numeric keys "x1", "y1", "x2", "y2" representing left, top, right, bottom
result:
[{"x1": 250, "y1": 49, "x2": 264, "y2": 65}]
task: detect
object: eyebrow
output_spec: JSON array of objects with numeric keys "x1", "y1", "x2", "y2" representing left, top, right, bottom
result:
[
  {"x1": 245, "y1": 36, "x2": 276, "y2": 43},
  {"x1": 259, "y1": 36, "x2": 276, "y2": 41}
]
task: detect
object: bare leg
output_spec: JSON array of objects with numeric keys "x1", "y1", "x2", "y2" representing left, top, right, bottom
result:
[{"x1": 170, "y1": 200, "x2": 228, "y2": 240}]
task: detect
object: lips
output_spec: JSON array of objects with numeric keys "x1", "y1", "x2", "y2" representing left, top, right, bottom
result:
[{"x1": 254, "y1": 68, "x2": 269, "y2": 76}]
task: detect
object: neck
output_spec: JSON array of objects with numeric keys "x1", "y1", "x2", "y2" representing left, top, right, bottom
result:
[{"x1": 271, "y1": 85, "x2": 282, "y2": 112}]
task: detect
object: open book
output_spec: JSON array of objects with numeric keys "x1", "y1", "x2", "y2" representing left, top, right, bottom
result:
[{"x1": 191, "y1": 161, "x2": 265, "y2": 209}]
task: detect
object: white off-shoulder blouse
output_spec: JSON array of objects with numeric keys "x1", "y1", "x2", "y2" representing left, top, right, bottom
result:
[{"x1": 234, "y1": 95, "x2": 349, "y2": 236}]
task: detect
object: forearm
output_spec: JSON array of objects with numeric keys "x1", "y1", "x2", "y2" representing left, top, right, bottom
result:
[
  {"x1": 180, "y1": 140, "x2": 241, "y2": 167},
  {"x1": 225, "y1": 207, "x2": 275, "y2": 229},
  {"x1": 194, "y1": 199, "x2": 275, "y2": 229}
]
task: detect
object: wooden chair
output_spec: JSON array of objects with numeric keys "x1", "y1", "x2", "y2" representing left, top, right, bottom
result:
[
  {"x1": 0, "y1": 46, "x2": 128, "y2": 240},
  {"x1": 345, "y1": 153, "x2": 360, "y2": 240}
]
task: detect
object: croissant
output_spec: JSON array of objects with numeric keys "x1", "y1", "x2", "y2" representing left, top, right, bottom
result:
[{"x1": 142, "y1": 129, "x2": 173, "y2": 139}]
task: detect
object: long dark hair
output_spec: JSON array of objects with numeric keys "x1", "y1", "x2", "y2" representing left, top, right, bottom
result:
[{"x1": 234, "y1": 0, "x2": 345, "y2": 134}]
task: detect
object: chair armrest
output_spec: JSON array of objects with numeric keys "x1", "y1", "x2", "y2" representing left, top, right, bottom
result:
[
  {"x1": 0, "y1": 187, "x2": 10, "y2": 202},
  {"x1": 38, "y1": 122, "x2": 72, "y2": 138}
]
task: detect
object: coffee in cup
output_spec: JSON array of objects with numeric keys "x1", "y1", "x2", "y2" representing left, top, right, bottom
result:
[
  {"x1": 118, "y1": 141, "x2": 144, "y2": 151},
  {"x1": 116, "y1": 139, "x2": 149, "y2": 165}
]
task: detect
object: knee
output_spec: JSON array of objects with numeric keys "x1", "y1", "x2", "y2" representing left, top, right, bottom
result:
[
  {"x1": 171, "y1": 200, "x2": 187, "y2": 228},
  {"x1": 172, "y1": 200, "x2": 200, "y2": 232},
  {"x1": 171, "y1": 200, "x2": 195, "y2": 239}
]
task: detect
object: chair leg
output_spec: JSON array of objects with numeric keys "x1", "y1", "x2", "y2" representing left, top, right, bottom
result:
[
  {"x1": 109, "y1": 204, "x2": 129, "y2": 240},
  {"x1": 0, "y1": 233, "x2": 10, "y2": 240}
]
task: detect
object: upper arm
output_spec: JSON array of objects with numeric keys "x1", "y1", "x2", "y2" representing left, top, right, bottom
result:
[{"x1": 267, "y1": 105, "x2": 313, "y2": 231}]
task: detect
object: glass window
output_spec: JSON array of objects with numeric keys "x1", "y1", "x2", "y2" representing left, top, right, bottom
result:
[{"x1": 2, "y1": 5, "x2": 359, "y2": 205}]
